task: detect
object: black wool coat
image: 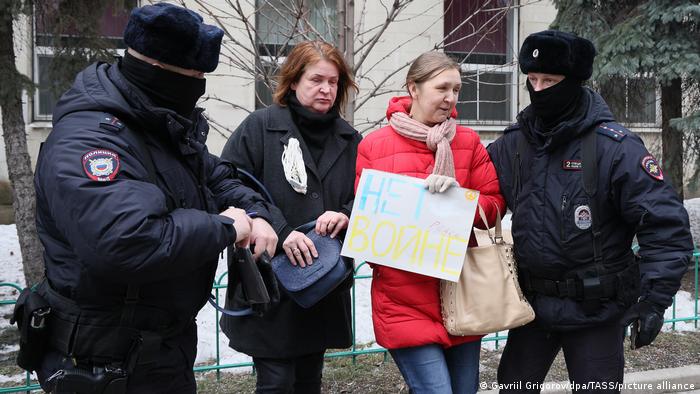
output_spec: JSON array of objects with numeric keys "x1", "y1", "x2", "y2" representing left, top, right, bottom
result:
[{"x1": 219, "y1": 104, "x2": 361, "y2": 358}]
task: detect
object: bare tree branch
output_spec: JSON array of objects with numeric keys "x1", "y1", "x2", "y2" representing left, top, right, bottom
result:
[
  {"x1": 353, "y1": 0, "x2": 411, "y2": 74},
  {"x1": 190, "y1": 0, "x2": 521, "y2": 134}
]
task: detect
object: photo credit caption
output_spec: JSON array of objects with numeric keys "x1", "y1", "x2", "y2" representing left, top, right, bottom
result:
[{"x1": 478, "y1": 381, "x2": 696, "y2": 391}]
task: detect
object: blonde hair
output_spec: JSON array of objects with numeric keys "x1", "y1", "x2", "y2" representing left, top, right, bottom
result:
[
  {"x1": 273, "y1": 41, "x2": 358, "y2": 113},
  {"x1": 405, "y1": 51, "x2": 459, "y2": 95}
]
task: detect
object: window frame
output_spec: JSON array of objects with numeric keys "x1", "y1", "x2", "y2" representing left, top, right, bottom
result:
[
  {"x1": 31, "y1": 2, "x2": 133, "y2": 121},
  {"x1": 445, "y1": 2, "x2": 519, "y2": 128},
  {"x1": 253, "y1": 0, "x2": 338, "y2": 109}
]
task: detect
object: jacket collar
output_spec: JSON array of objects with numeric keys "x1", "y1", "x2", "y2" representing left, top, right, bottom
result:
[
  {"x1": 266, "y1": 104, "x2": 356, "y2": 137},
  {"x1": 265, "y1": 104, "x2": 355, "y2": 180},
  {"x1": 519, "y1": 88, "x2": 614, "y2": 151}
]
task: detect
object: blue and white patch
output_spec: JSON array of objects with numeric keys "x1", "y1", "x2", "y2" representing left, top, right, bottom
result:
[
  {"x1": 641, "y1": 155, "x2": 663, "y2": 181},
  {"x1": 574, "y1": 205, "x2": 592, "y2": 230},
  {"x1": 82, "y1": 149, "x2": 120, "y2": 182}
]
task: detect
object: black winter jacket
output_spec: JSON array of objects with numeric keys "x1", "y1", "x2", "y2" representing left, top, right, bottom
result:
[
  {"x1": 487, "y1": 88, "x2": 692, "y2": 330},
  {"x1": 35, "y1": 62, "x2": 275, "y2": 332},
  {"x1": 219, "y1": 104, "x2": 360, "y2": 358}
]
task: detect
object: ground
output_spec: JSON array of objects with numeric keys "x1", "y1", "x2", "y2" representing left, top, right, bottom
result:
[
  {"x1": 192, "y1": 330, "x2": 700, "y2": 393},
  {"x1": 1, "y1": 320, "x2": 698, "y2": 392}
]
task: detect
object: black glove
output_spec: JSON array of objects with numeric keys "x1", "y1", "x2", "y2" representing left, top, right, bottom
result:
[{"x1": 620, "y1": 300, "x2": 665, "y2": 349}]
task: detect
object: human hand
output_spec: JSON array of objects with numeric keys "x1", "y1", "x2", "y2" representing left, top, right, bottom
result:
[
  {"x1": 219, "y1": 207, "x2": 252, "y2": 247},
  {"x1": 620, "y1": 300, "x2": 665, "y2": 349},
  {"x1": 250, "y1": 218, "x2": 278, "y2": 260},
  {"x1": 282, "y1": 230, "x2": 318, "y2": 267},
  {"x1": 315, "y1": 211, "x2": 349, "y2": 238},
  {"x1": 424, "y1": 174, "x2": 458, "y2": 193}
]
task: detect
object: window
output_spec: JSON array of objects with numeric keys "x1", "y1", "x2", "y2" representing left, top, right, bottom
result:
[
  {"x1": 33, "y1": 1, "x2": 135, "y2": 120},
  {"x1": 444, "y1": 0, "x2": 517, "y2": 125},
  {"x1": 598, "y1": 77, "x2": 658, "y2": 126},
  {"x1": 255, "y1": 0, "x2": 337, "y2": 108}
]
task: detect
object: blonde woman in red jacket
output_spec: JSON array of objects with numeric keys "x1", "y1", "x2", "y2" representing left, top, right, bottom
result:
[{"x1": 355, "y1": 51, "x2": 505, "y2": 394}]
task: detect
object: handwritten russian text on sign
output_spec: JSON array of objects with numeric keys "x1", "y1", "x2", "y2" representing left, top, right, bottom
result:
[{"x1": 341, "y1": 169, "x2": 479, "y2": 282}]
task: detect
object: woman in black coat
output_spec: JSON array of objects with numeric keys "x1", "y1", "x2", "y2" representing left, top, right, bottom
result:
[{"x1": 220, "y1": 41, "x2": 361, "y2": 393}]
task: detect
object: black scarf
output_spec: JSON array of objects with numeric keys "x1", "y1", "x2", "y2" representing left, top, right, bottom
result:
[
  {"x1": 119, "y1": 51, "x2": 206, "y2": 118},
  {"x1": 526, "y1": 77, "x2": 583, "y2": 130},
  {"x1": 287, "y1": 92, "x2": 339, "y2": 165}
]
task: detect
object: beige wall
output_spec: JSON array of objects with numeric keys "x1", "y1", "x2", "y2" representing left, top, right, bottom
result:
[
  {"x1": 516, "y1": 0, "x2": 557, "y2": 112},
  {"x1": 185, "y1": 0, "x2": 257, "y2": 155},
  {"x1": 350, "y1": 0, "x2": 445, "y2": 135}
]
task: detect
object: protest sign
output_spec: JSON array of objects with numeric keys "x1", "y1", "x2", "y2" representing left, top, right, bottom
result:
[{"x1": 341, "y1": 169, "x2": 479, "y2": 282}]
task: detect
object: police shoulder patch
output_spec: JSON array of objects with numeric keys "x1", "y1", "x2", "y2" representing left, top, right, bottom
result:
[
  {"x1": 82, "y1": 149, "x2": 120, "y2": 182},
  {"x1": 596, "y1": 122, "x2": 628, "y2": 142},
  {"x1": 641, "y1": 155, "x2": 663, "y2": 181}
]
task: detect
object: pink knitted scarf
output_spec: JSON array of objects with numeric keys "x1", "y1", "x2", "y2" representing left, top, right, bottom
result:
[{"x1": 389, "y1": 111, "x2": 457, "y2": 177}]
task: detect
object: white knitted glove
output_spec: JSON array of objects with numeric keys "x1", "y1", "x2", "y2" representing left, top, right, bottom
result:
[{"x1": 424, "y1": 174, "x2": 458, "y2": 193}]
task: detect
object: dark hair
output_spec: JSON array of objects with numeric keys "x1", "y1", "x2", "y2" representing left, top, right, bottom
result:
[{"x1": 273, "y1": 41, "x2": 358, "y2": 113}]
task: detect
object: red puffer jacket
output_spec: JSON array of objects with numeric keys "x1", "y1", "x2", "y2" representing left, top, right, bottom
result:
[{"x1": 355, "y1": 96, "x2": 505, "y2": 350}]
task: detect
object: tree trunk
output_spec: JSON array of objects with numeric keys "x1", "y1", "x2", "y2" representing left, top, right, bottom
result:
[
  {"x1": 337, "y1": 0, "x2": 355, "y2": 125},
  {"x1": 0, "y1": 1, "x2": 45, "y2": 287},
  {"x1": 661, "y1": 78, "x2": 684, "y2": 200}
]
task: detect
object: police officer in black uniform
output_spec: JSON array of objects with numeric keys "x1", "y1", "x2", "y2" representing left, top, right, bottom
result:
[
  {"x1": 30, "y1": 3, "x2": 279, "y2": 393},
  {"x1": 487, "y1": 30, "x2": 693, "y2": 391}
]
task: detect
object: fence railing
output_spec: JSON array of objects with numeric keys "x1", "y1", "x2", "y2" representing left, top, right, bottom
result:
[{"x1": 1, "y1": 252, "x2": 698, "y2": 393}]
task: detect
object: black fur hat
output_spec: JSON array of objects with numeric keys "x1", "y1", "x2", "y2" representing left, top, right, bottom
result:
[
  {"x1": 518, "y1": 30, "x2": 596, "y2": 81},
  {"x1": 123, "y1": 3, "x2": 224, "y2": 73}
]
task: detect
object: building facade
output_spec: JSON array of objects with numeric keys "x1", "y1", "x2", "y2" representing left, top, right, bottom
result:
[{"x1": 0, "y1": 0, "x2": 662, "y2": 182}]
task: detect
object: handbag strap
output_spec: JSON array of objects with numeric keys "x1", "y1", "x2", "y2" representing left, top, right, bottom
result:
[
  {"x1": 207, "y1": 294, "x2": 253, "y2": 316},
  {"x1": 237, "y1": 168, "x2": 275, "y2": 205},
  {"x1": 476, "y1": 203, "x2": 503, "y2": 245}
]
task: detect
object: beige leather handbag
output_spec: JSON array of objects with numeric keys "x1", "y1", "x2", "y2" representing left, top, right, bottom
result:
[{"x1": 440, "y1": 204, "x2": 535, "y2": 336}]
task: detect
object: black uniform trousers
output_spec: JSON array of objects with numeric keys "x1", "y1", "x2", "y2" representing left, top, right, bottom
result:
[
  {"x1": 497, "y1": 322, "x2": 625, "y2": 393},
  {"x1": 252, "y1": 351, "x2": 325, "y2": 394}
]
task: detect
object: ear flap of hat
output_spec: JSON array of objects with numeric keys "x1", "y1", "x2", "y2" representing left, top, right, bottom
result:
[
  {"x1": 570, "y1": 36, "x2": 596, "y2": 80},
  {"x1": 195, "y1": 24, "x2": 224, "y2": 73}
]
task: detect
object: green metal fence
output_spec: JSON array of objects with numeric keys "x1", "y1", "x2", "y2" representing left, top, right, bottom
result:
[{"x1": 1, "y1": 252, "x2": 698, "y2": 393}]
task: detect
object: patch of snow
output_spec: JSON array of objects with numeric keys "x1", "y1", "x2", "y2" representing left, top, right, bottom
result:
[
  {"x1": 685, "y1": 198, "x2": 700, "y2": 248},
  {"x1": 0, "y1": 371, "x2": 35, "y2": 384},
  {"x1": 0, "y1": 344, "x2": 19, "y2": 354},
  {"x1": 662, "y1": 290, "x2": 699, "y2": 332}
]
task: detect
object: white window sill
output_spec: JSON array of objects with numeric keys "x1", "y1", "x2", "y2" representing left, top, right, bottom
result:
[{"x1": 28, "y1": 121, "x2": 52, "y2": 131}]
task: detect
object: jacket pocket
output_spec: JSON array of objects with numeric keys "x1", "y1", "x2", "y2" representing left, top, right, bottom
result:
[{"x1": 561, "y1": 196, "x2": 591, "y2": 244}]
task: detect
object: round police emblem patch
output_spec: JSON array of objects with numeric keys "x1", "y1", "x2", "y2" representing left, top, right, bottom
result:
[
  {"x1": 82, "y1": 149, "x2": 120, "y2": 182},
  {"x1": 641, "y1": 155, "x2": 663, "y2": 181},
  {"x1": 574, "y1": 205, "x2": 592, "y2": 230}
]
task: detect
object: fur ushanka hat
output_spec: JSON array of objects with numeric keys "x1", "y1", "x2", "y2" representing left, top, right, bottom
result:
[
  {"x1": 123, "y1": 2, "x2": 224, "y2": 72},
  {"x1": 518, "y1": 30, "x2": 596, "y2": 81}
]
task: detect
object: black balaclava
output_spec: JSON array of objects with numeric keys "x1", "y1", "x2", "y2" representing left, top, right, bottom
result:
[
  {"x1": 526, "y1": 77, "x2": 583, "y2": 129},
  {"x1": 119, "y1": 51, "x2": 206, "y2": 118}
]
